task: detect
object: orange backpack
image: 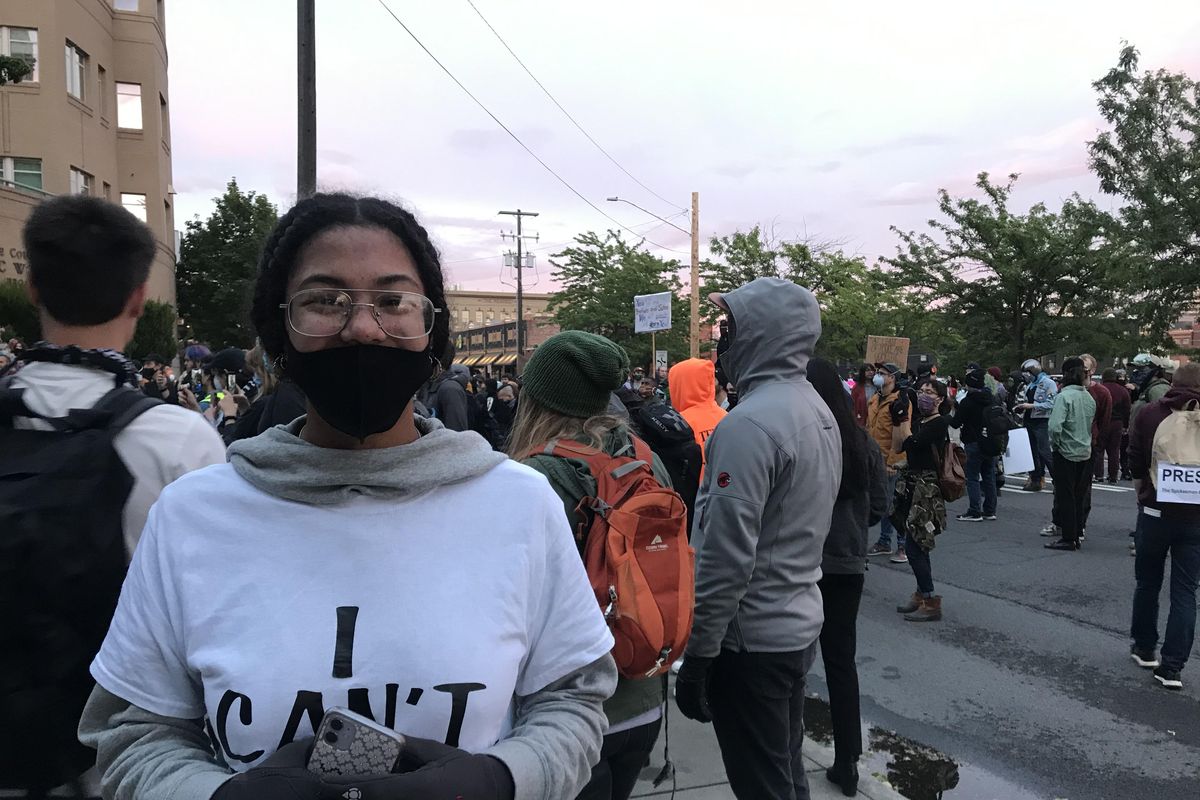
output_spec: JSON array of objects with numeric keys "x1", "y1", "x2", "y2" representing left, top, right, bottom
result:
[{"x1": 533, "y1": 437, "x2": 695, "y2": 679}]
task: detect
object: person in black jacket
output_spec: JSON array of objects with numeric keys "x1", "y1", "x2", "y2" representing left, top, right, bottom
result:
[
  {"x1": 808, "y1": 358, "x2": 888, "y2": 797},
  {"x1": 225, "y1": 341, "x2": 307, "y2": 445},
  {"x1": 951, "y1": 367, "x2": 998, "y2": 522}
]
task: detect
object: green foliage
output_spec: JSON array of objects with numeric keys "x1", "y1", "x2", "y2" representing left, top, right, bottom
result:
[
  {"x1": 128, "y1": 300, "x2": 177, "y2": 362},
  {"x1": 0, "y1": 279, "x2": 39, "y2": 343},
  {"x1": 1087, "y1": 44, "x2": 1200, "y2": 346},
  {"x1": 885, "y1": 172, "x2": 1138, "y2": 369},
  {"x1": 0, "y1": 55, "x2": 33, "y2": 85},
  {"x1": 176, "y1": 179, "x2": 278, "y2": 349},
  {"x1": 548, "y1": 231, "x2": 691, "y2": 370}
]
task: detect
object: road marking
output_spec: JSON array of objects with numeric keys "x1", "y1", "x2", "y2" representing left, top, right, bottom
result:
[{"x1": 1001, "y1": 484, "x2": 1133, "y2": 495}]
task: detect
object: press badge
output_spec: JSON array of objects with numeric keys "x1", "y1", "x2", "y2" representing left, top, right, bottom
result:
[{"x1": 1156, "y1": 463, "x2": 1200, "y2": 505}]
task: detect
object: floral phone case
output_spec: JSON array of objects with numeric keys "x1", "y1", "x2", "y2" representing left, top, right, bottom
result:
[{"x1": 307, "y1": 707, "x2": 405, "y2": 777}]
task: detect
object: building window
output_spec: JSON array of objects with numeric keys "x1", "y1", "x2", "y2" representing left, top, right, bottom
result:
[
  {"x1": 113, "y1": 0, "x2": 139, "y2": 10},
  {"x1": 102, "y1": 181, "x2": 112, "y2": 200},
  {"x1": 97, "y1": 65, "x2": 107, "y2": 117},
  {"x1": 1, "y1": 157, "x2": 42, "y2": 192},
  {"x1": 1, "y1": 27, "x2": 38, "y2": 83},
  {"x1": 65, "y1": 41, "x2": 87, "y2": 100},
  {"x1": 121, "y1": 192, "x2": 147, "y2": 222},
  {"x1": 159, "y1": 93, "x2": 168, "y2": 143},
  {"x1": 116, "y1": 82, "x2": 142, "y2": 129},
  {"x1": 69, "y1": 167, "x2": 93, "y2": 195}
]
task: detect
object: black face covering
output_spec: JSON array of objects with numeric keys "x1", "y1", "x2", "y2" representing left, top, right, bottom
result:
[{"x1": 285, "y1": 343, "x2": 434, "y2": 442}]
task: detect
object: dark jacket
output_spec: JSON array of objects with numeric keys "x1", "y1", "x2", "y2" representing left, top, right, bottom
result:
[
  {"x1": 225, "y1": 380, "x2": 307, "y2": 445},
  {"x1": 430, "y1": 365, "x2": 471, "y2": 432},
  {"x1": 1129, "y1": 385, "x2": 1200, "y2": 516},
  {"x1": 1087, "y1": 382, "x2": 1113, "y2": 448},
  {"x1": 822, "y1": 431, "x2": 888, "y2": 575},
  {"x1": 1104, "y1": 380, "x2": 1132, "y2": 428},
  {"x1": 950, "y1": 387, "x2": 992, "y2": 444}
]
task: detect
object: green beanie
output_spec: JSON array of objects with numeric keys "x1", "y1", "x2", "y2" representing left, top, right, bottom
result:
[{"x1": 521, "y1": 331, "x2": 630, "y2": 418}]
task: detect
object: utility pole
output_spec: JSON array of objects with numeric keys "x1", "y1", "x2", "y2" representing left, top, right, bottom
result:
[
  {"x1": 690, "y1": 191, "x2": 700, "y2": 358},
  {"x1": 499, "y1": 210, "x2": 539, "y2": 359},
  {"x1": 297, "y1": 0, "x2": 317, "y2": 199}
]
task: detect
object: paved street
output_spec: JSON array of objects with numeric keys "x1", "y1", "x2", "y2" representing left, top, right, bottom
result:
[{"x1": 633, "y1": 476, "x2": 1200, "y2": 800}]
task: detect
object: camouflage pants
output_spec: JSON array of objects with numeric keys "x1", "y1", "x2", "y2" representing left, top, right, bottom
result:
[{"x1": 890, "y1": 470, "x2": 946, "y2": 552}]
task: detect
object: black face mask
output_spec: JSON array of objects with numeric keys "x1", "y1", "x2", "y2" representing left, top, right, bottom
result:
[
  {"x1": 285, "y1": 343, "x2": 434, "y2": 442},
  {"x1": 716, "y1": 314, "x2": 737, "y2": 376}
]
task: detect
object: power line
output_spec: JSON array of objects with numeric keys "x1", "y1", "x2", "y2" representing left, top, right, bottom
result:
[
  {"x1": 464, "y1": 0, "x2": 683, "y2": 214},
  {"x1": 373, "y1": 0, "x2": 685, "y2": 254},
  {"x1": 443, "y1": 211, "x2": 689, "y2": 265}
]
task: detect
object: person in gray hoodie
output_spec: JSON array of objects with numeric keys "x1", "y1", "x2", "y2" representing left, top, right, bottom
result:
[
  {"x1": 674, "y1": 277, "x2": 842, "y2": 800},
  {"x1": 76, "y1": 194, "x2": 616, "y2": 800}
]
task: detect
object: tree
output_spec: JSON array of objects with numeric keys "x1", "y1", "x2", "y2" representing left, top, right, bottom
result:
[
  {"x1": 702, "y1": 226, "x2": 892, "y2": 364},
  {"x1": 0, "y1": 55, "x2": 33, "y2": 86},
  {"x1": 176, "y1": 179, "x2": 278, "y2": 349},
  {"x1": 548, "y1": 231, "x2": 690, "y2": 370},
  {"x1": 1088, "y1": 45, "x2": 1200, "y2": 345},
  {"x1": 0, "y1": 279, "x2": 39, "y2": 344},
  {"x1": 128, "y1": 300, "x2": 177, "y2": 362},
  {"x1": 885, "y1": 172, "x2": 1136, "y2": 368}
]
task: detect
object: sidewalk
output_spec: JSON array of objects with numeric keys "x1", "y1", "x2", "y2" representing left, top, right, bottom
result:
[{"x1": 630, "y1": 704, "x2": 907, "y2": 800}]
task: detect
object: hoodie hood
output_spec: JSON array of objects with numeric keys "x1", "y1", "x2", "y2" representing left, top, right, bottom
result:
[
  {"x1": 1163, "y1": 385, "x2": 1200, "y2": 410},
  {"x1": 668, "y1": 358, "x2": 718, "y2": 412},
  {"x1": 719, "y1": 277, "x2": 820, "y2": 396},
  {"x1": 227, "y1": 415, "x2": 507, "y2": 505},
  {"x1": 446, "y1": 364, "x2": 470, "y2": 388}
]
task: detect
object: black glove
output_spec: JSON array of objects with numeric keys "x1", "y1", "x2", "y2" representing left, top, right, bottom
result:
[
  {"x1": 320, "y1": 736, "x2": 514, "y2": 800},
  {"x1": 890, "y1": 394, "x2": 910, "y2": 425},
  {"x1": 212, "y1": 739, "x2": 327, "y2": 800},
  {"x1": 674, "y1": 655, "x2": 715, "y2": 723}
]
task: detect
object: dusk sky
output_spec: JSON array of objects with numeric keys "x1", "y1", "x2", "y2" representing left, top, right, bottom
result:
[{"x1": 166, "y1": 1, "x2": 1200, "y2": 291}]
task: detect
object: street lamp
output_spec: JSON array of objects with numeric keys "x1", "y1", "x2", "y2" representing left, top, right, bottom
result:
[{"x1": 607, "y1": 194, "x2": 701, "y2": 358}]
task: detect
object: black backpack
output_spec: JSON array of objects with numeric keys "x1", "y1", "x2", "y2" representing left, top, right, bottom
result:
[
  {"x1": 980, "y1": 396, "x2": 1019, "y2": 458},
  {"x1": 0, "y1": 385, "x2": 161, "y2": 792},
  {"x1": 637, "y1": 402, "x2": 702, "y2": 536}
]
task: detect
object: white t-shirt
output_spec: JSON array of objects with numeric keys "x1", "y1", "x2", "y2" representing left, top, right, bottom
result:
[
  {"x1": 10, "y1": 362, "x2": 227, "y2": 555},
  {"x1": 90, "y1": 460, "x2": 614, "y2": 769}
]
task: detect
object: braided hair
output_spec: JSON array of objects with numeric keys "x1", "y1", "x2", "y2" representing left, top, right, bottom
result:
[{"x1": 250, "y1": 193, "x2": 449, "y2": 369}]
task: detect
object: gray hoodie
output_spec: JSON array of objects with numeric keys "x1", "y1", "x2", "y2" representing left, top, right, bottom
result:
[
  {"x1": 77, "y1": 416, "x2": 616, "y2": 800},
  {"x1": 687, "y1": 278, "x2": 841, "y2": 657}
]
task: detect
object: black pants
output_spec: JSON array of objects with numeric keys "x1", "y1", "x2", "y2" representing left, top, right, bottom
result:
[
  {"x1": 574, "y1": 717, "x2": 662, "y2": 800},
  {"x1": 1094, "y1": 425, "x2": 1121, "y2": 481},
  {"x1": 709, "y1": 645, "x2": 818, "y2": 800},
  {"x1": 1051, "y1": 452, "x2": 1092, "y2": 543},
  {"x1": 818, "y1": 574, "x2": 864, "y2": 764}
]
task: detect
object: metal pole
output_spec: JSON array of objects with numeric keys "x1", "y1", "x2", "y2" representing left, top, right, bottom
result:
[
  {"x1": 651, "y1": 331, "x2": 656, "y2": 376},
  {"x1": 297, "y1": 0, "x2": 317, "y2": 199},
  {"x1": 499, "y1": 210, "x2": 540, "y2": 360},
  {"x1": 690, "y1": 191, "x2": 700, "y2": 358}
]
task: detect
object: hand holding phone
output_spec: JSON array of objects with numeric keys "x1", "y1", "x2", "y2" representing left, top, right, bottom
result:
[{"x1": 308, "y1": 708, "x2": 405, "y2": 778}]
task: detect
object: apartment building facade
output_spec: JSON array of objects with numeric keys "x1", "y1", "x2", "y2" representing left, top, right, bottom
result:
[{"x1": 0, "y1": 0, "x2": 175, "y2": 303}]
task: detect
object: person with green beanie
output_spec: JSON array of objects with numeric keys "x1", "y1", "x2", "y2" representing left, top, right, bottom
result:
[{"x1": 508, "y1": 331, "x2": 674, "y2": 800}]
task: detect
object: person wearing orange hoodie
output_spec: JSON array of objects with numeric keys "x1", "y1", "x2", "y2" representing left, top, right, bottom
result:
[{"x1": 669, "y1": 358, "x2": 728, "y2": 465}]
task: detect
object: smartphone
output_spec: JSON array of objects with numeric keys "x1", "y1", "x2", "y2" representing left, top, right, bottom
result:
[{"x1": 307, "y1": 707, "x2": 406, "y2": 778}]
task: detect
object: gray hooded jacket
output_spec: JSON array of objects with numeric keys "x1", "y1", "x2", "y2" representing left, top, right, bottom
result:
[{"x1": 686, "y1": 278, "x2": 841, "y2": 657}]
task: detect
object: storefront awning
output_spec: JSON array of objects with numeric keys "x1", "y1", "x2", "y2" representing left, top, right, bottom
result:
[
  {"x1": 459, "y1": 355, "x2": 481, "y2": 366},
  {"x1": 493, "y1": 354, "x2": 518, "y2": 366},
  {"x1": 476, "y1": 354, "x2": 499, "y2": 366}
]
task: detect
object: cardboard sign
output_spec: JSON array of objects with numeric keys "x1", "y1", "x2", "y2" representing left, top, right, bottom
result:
[
  {"x1": 1155, "y1": 463, "x2": 1200, "y2": 504},
  {"x1": 1003, "y1": 429, "x2": 1035, "y2": 474},
  {"x1": 655, "y1": 350, "x2": 668, "y2": 375},
  {"x1": 865, "y1": 335, "x2": 910, "y2": 368},
  {"x1": 634, "y1": 292, "x2": 673, "y2": 333}
]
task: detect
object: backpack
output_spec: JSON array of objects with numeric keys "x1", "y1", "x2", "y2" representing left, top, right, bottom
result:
[
  {"x1": 531, "y1": 437, "x2": 695, "y2": 679},
  {"x1": 980, "y1": 397, "x2": 1019, "y2": 458},
  {"x1": 0, "y1": 385, "x2": 162, "y2": 792},
  {"x1": 1149, "y1": 399, "x2": 1200, "y2": 491},
  {"x1": 636, "y1": 402, "x2": 702, "y2": 534},
  {"x1": 933, "y1": 439, "x2": 967, "y2": 502}
]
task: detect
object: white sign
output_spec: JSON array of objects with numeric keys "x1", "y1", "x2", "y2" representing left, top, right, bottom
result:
[
  {"x1": 634, "y1": 292, "x2": 673, "y2": 333},
  {"x1": 655, "y1": 350, "x2": 668, "y2": 375},
  {"x1": 1156, "y1": 463, "x2": 1200, "y2": 504},
  {"x1": 1003, "y1": 429, "x2": 1035, "y2": 474}
]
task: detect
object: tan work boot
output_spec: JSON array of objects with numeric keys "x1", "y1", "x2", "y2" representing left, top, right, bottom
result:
[
  {"x1": 904, "y1": 595, "x2": 943, "y2": 622},
  {"x1": 896, "y1": 592, "x2": 922, "y2": 613}
]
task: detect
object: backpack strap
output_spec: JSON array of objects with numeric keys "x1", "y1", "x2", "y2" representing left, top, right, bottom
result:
[{"x1": 85, "y1": 386, "x2": 165, "y2": 434}]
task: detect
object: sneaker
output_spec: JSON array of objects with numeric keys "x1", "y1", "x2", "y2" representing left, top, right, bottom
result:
[
  {"x1": 1044, "y1": 538, "x2": 1080, "y2": 551},
  {"x1": 867, "y1": 543, "x2": 892, "y2": 557},
  {"x1": 956, "y1": 512, "x2": 984, "y2": 522},
  {"x1": 1020, "y1": 481, "x2": 1043, "y2": 492},
  {"x1": 669, "y1": 658, "x2": 684, "y2": 675},
  {"x1": 1130, "y1": 647, "x2": 1160, "y2": 669},
  {"x1": 1079, "y1": 529, "x2": 1086, "y2": 542},
  {"x1": 983, "y1": 513, "x2": 998, "y2": 520},
  {"x1": 1040, "y1": 523, "x2": 1059, "y2": 537},
  {"x1": 1130, "y1": 540, "x2": 1137, "y2": 557},
  {"x1": 889, "y1": 549, "x2": 908, "y2": 564},
  {"x1": 1153, "y1": 665, "x2": 1183, "y2": 690}
]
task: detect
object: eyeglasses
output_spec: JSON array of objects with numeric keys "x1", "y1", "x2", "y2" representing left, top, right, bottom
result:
[{"x1": 281, "y1": 289, "x2": 441, "y2": 340}]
